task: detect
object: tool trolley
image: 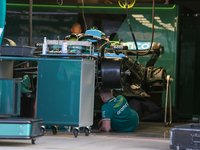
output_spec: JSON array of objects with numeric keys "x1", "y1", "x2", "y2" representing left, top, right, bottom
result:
[
  {"x1": 36, "y1": 40, "x2": 95, "y2": 138},
  {"x1": 36, "y1": 57, "x2": 95, "y2": 138}
]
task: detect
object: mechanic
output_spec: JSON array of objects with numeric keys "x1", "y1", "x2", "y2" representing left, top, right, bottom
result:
[
  {"x1": 21, "y1": 74, "x2": 37, "y2": 93},
  {"x1": 98, "y1": 88, "x2": 139, "y2": 132},
  {"x1": 20, "y1": 73, "x2": 37, "y2": 118},
  {"x1": 71, "y1": 23, "x2": 82, "y2": 34}
]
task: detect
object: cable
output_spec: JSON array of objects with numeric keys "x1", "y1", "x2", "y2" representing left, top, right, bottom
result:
[
  {"x1": 99, "y1": 41, "x2": 114, "y2": 58},
  {"x1": 123, "y1": 0, "x2": 155, "y2": 57},
  {"x1": 82, "y1": 0, "x2": 88, "y2": 31},
  {"x1": 149, "y1": 0, "x2": 155, "y2": 50},
  {"x1": 29, "y1": 0, "x2": 33, "y2": 47},
  {"x1": 125, "y1": 0, "x2": 139, "y2": 60},
  {"x1": 56, "y1": 0, "x2": 63, "y2": 6},
  {"x1": 138, "y1": 0, "x2": 155, "y2": 54}
]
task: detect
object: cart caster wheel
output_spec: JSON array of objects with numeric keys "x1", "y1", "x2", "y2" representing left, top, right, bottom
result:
[
  {"x1": 41, "y1": 127, "x2": 45, "y2": 136},
  {"x1": 73, "y1": 129, "x2": 78, "y2": 138},
  {"x1": 85, "y1": 128, "x2": 89, "y2": 136},
  {"x1": 31, "y1": 139, "x2": 37, "y2": 144},
  {"x1": 51, "y1": 126, "x2": 57, "y2": 135}
]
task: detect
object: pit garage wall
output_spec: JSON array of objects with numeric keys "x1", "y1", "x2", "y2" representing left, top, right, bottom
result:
[
  {"x1": 3, "y1": 3, "x2": 79, "y2": 46},
  {"x1": 4, "y1": 3, "x2": 181, "y2": 114}
]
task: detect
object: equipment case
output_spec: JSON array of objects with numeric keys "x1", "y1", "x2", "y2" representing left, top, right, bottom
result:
[
  {"x1": 0, "y1": 118, "x2": 43, "y2": 144},
  {"x1": 170, "y1": 123, "x2": 200, "y2": 150}
]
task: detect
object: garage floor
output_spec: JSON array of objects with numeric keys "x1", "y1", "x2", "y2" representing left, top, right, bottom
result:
[{"x1": 0, "y1": 121, "x2": 189, "y2": 150}]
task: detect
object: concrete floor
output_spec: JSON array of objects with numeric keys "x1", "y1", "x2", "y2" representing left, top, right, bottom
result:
[{"x1": 0, "y1": 122, "x2": 182, "y2": 150}]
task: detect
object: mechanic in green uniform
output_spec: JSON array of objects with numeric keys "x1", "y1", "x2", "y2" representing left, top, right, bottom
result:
[
  {"x1": 20, "y1": 73, "x2": 37, "y2": 118},
  {"x1": 21, "y1": 74, "x2": 32, "y2": 93},
  {"x1": 21, "y1": 74, "x2": 37, "y2": 93},
  {"x1": 98, "y1": 88, "x2": 139, "y2": 132}
]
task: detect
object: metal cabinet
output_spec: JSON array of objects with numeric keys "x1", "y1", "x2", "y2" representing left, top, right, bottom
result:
[{"x1": 36, "y1": 58, "x2": 95, "y2": 128}]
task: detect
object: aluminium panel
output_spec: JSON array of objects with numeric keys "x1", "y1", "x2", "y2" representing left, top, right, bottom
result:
[{"x1": 79, "y1": 59, "x2": 95, "y2": 127}]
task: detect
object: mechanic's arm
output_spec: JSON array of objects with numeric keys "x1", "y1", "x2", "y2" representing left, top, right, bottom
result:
[{"x1": 99, "y1": 119, "x2": 111, "y2": 132}]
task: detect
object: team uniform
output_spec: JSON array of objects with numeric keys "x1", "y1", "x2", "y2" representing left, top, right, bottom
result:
[
  {"x1": 101, "y1": 95, "x2": 139, "y2": 131},
  {"x1": 21, "y1": 74, "x2": 37, "y2": 93}
]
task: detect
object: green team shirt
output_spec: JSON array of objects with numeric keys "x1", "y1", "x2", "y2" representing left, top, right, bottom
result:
[{"x1": 101, "y1": 95, "x2": 139, "y2": 132}]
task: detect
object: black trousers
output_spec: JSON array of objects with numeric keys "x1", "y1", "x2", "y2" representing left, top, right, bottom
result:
[{"x1": 20, "y1": 93, "x2": 36, "y2": 118}]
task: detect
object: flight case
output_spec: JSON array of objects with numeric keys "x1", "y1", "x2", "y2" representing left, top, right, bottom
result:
[
  {"x1": 0, "y1": 118, "x2": 43, "y2": 144},
  {"x1": 170, "y1": 123, "x2": 200, "y2": 150}
]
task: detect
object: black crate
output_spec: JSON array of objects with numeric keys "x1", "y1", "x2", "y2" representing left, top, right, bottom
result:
[
  {"x1": 170, "y1": 123, "x2": 200, "y2": 150},
  {"x1": 0, "y1": 45, "x2": 36, "y2": 56}
]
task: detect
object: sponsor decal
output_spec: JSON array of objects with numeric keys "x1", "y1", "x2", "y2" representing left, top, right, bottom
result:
[
  {"x1": 122, "y1": 42, "x2": 151, "y2": 50},
  {"x1": 117, "y1": 102, "x2": 128, "y2": 115},
  {"x1": 114, "y1": 97, "x2": 123, "y2": 108},
  {"x1": 102, "y1": 111, "x2": 106, "y2": 118}
]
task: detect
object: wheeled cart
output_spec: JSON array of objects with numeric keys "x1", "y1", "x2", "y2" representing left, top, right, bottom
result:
[
  {"x1": 0, "y1": 118, "x2": 43, "y2": 144},
  {"x1": 36, "y1": 58, "x2": 95, "y2": 138}
]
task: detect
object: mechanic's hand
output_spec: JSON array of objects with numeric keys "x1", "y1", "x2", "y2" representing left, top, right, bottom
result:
[{"x1": 98, "y1": 119, "x2": 102, "y2": 127}]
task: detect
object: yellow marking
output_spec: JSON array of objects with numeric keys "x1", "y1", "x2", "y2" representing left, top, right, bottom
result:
[
  {"x1": 118, "y1": 0, "x2": 136, "y2": 9},
  {"x1": 114, "y1": 97, "x2": 123, "y2": 108}
]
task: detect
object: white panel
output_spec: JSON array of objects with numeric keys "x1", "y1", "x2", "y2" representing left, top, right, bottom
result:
[{"x1": 79, "y1": 59, "x2": 95, "y2": 127}]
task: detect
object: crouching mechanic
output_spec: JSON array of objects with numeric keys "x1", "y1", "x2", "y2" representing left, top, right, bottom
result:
[{"x1": 98, "y1": 88, "x2": 139, "y2": 132}]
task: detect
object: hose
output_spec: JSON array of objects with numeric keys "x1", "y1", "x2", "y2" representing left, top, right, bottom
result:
[
  {"x1": 125, "y1": 0, "x2": 139, "y2": 60},
  {"x1": 82, "y1": 0, "x2": 88, "y2": 31},
  {"x1": 124, "y1": 0, "x2": 155, "y2": 56},
  {"x1": 29, "y1": 0, "x2": 33, "y2": 47},
  {"x1": 99, "y1": 41, "x2": 114, "y2": 58},
  {"x1": 56, "y1": 0, "x2": 63, "y2": 6}
]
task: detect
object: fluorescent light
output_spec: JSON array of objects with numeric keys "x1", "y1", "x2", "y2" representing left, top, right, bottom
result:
[
  {"x1": 154, "y1": 17, "x2": 160, "y2": 19},
  {"x1": 132, "y1": 15, "x2": 144, "y2": 18}
]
